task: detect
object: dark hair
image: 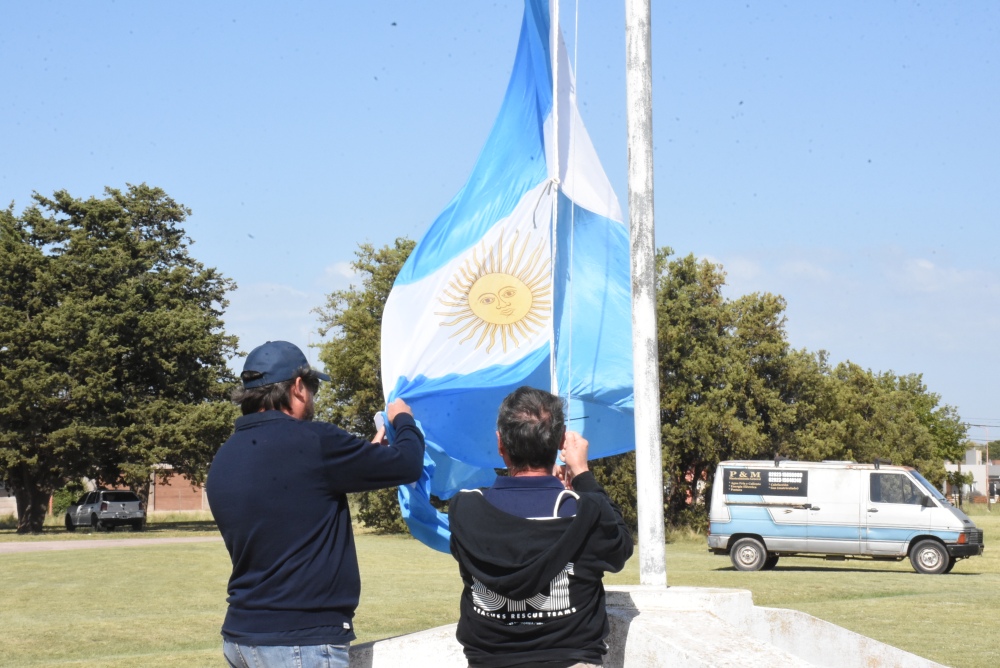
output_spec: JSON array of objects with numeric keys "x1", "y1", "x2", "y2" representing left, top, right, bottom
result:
[
  {"x1": 497, "y1": 386, "x2": 566, "y2": 473},
  {"x1": 232, "y1": 367, "x2": 321, "y2": 415}
]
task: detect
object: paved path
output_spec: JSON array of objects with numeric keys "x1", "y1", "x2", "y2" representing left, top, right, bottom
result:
[{"x1": 0, "y1": 536, "x2": 222, "y2": 554}]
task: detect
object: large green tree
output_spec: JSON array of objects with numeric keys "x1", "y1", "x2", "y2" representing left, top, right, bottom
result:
[
  {"x1": 881, "y1": 372, "x2": 968, "y2": 466},
  {"x1": 601, "y1": 250, "x2": 967, "y2": 530},
  {"x1": 655, "y1": 251, "x2": 796, "y2": 527},
  {"x1": 779, "y1": 365, "x2": 963, "y2": 487},
  {"x1": 314, "y1": 238, "x2": 416, "y2": 532},
  {"x1": 0, "y1": 185, "x2": 238, "y2": 533}
]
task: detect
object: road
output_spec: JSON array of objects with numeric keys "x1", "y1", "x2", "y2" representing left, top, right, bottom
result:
[{"x1": 0, "y1": 536, "x2": 221, "y2": 554}]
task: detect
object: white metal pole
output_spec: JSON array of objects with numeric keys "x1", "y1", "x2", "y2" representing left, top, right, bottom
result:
[{"x1": 625, "y1": 0, "x2": 666, "y2": 586}]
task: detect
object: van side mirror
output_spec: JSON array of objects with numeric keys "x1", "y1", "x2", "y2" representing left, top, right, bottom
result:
[{"x1": 921, "y1": 495, "x2": 935, "y2": 508}]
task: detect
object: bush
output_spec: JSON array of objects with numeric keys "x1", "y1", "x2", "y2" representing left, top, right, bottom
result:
[
  {"x1": 670, "y1": 505, "x2": 709, "y2": 534},
  {"x1": 351, "y1": 489, "x2": 408, "y2": 533},
  {"x1": 51, "y1": 481, "x2": 86, "y2": 517},
  {"x1": 591, "y1": 452, "x2": 638, "y2": 534}
]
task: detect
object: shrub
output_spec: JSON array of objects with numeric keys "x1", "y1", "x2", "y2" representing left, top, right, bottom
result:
[{"x1": 51, "y1": 481, "x2": 86, "y2": 517}]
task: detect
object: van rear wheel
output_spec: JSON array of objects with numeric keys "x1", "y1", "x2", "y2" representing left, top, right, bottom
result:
[
  {"x1": 762, "y1": 554, "x2": 779, "y2": 570},
  {"x1": 730, "y1": 537, "x2": 767, "y2": 571},
  {"x1": 910, "y1": 539, "x2": 948, "y2": 574}
]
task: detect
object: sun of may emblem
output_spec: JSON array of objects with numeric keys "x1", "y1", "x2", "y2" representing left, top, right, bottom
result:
[{"x1": 437, "y1": 231, "x2": 551, "y2": 354}]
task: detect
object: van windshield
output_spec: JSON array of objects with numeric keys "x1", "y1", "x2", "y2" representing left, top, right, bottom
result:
[{"x1": 911, "y1": 471, "x2": 949, "y2": 504}]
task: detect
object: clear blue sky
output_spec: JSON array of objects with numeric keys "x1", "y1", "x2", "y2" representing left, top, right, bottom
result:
[{"x1": 3, "y1": 1, "x2": 997, "y2": 445}]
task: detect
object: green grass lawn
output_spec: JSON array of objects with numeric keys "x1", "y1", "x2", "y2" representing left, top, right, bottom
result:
[{"x1": 1, "y1": 508, "x2": 996, "y2": 667}]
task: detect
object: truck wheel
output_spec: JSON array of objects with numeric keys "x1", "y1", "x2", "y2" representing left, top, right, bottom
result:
[
  {"x1": 762, "y1": 554, "x2": 779, "y2": 570},
  {"x1": 730, "y1": 537, "x2": 767, "y2": 571},
  {"x1": 65, "y1": 515, "x2": 76, "y2": 532},
  {"x1": 910, "y1": 539, "x2": 948, "y2": 574},
  {"x1": 943, "y1": 557, "x2": 957, "y2": 574},
  {"x1": 130, "y1": 519, "x2": 145, "y2": 532}
]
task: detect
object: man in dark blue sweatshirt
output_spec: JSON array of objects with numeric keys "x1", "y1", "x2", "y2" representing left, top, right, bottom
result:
[
  {"x1": 449, "y1": 386, "x2": 634, "y2": 667},
  {"x1": 207, "y1": 340, "x2": 425, "y2": 668}
]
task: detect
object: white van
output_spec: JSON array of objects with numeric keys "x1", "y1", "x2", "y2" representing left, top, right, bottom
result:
[{"x1": 707, "y1": 459, "x2": 984, "y2": 574}]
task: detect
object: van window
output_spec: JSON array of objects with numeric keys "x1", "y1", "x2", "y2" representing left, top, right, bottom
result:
[
  {"x1": 911, "y1": 470, "x2": 948, "y2": 502},
  {"x1": 870, "y1": 473, "x2": 923, "y2": 504}
]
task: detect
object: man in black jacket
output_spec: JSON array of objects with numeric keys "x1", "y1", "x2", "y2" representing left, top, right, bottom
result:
[
  {"x1": 449, "y1": 386, "x2": 634, "y2": 668},
  {"x1": 207, "y1": 340, "x2": 424, "y2": 668}
]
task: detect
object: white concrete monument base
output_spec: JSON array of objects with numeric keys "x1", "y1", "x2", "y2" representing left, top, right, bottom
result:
[{"x1": 348, "y1": 585, "x2": 943, "y2": 667}]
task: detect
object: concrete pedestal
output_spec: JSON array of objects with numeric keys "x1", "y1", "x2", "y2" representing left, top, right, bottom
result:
[{"x1": 349, "y1": 585, "x2": 943, "y2": 667}]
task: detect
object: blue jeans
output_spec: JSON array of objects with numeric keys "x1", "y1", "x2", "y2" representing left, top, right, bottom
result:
[{"x1": 223, "y1": 639, "x2": 349, "y2": 668}]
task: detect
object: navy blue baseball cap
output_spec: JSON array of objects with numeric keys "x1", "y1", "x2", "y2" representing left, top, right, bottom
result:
[{"x1": 240, "y1": 341, "x2": 331, "y2": 388}]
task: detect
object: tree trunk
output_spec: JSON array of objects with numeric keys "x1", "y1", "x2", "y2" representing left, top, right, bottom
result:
[
  {"x1": 13, "y1": 468, "x2": 51, "y2": 534},
  {"x1": 136, "y1": 473, "x2": 152, "y2": 509}
]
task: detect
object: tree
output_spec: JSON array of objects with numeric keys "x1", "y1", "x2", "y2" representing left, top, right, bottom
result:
[
  {"x1": 654, "y1": 250, "x2": 796, "y2": 529},
  {"x1": 779, "y1": 364, "x2": 951, "y2": 485},
  {"x1": 314, "y1": 238, "x2": 416, "y2": 532},
  {"x1": 946, "y1": 470, "x2": 974, "y2": 507},
  {"x1": 882, "y1": 372, "x2": 968, "y2": 465},
  {"x1": 641, "y1": 249, "x2": 962, "y2": 529},
  {"x1": 0, "y1": 185, "x2": 238, "y2": 533}
]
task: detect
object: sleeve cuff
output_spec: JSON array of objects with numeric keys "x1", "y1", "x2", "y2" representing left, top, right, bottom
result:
[
  {"x1": 391, "y1": 412, "x2": 417, "y2": 430},
  {"x1": 570, "y1": 471, "x2": 602, "y2": 493}
]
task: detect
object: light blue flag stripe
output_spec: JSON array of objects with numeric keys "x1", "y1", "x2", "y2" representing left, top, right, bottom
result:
[
  {"x1": 388, "y1": 347, "x2": 550, "y2": 471},
  {"x1": 553, "y1": 195, "x2": 634, "y2": 413}
]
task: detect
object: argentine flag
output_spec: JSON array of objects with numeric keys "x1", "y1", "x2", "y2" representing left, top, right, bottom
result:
[{"x1": 381, "y1": 0, "x2": 634, "y2": 552}]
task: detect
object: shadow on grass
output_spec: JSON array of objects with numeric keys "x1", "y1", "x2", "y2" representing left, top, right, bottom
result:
[{"x1": 145, "y1": 519, "x2": 218, "y2": 533}]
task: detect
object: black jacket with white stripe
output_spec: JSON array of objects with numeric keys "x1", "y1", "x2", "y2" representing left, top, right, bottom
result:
[{"x1": 449, "y1": 472, "x2": 633, "y2": 667}]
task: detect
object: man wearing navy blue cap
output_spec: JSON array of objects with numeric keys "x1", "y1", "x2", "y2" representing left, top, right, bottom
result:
[{"x1": 207, "y1": 340, "x2": 424, "y2": 668}]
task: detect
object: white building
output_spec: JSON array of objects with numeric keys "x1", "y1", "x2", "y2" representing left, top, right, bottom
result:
[{"x1": 943, "y1": 447, "x2": 999, "y2": 500}]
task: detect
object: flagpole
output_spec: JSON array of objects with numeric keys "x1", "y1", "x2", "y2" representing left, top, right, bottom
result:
[{"x1": 625, "y1": 0, "x2": 666, "y2": 586}]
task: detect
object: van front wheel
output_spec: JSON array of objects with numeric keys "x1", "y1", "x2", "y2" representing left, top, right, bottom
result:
[
  {"x1": 910, "y1": 540, "x2": 948, "y2": 575},
  {"x1": 730, "y1": 537, "x2": 767, "y2": 571}
]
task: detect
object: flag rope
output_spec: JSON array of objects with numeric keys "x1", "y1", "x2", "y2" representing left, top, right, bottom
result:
[{"x1": 549, "y1": 0, "x2": 561, "y2": 400}]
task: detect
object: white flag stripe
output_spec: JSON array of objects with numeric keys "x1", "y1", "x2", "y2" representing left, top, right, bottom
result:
[{"x1": 382, "y1": 181, "x2": 554, "y2": 385}]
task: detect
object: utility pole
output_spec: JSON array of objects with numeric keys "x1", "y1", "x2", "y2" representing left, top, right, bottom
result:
[
  {"x1": 986, "y1": 427, "x2": 992, "y2": 512},
  {"x1": 625, "y1": 0, "x2": 666, "y2": 586}
]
